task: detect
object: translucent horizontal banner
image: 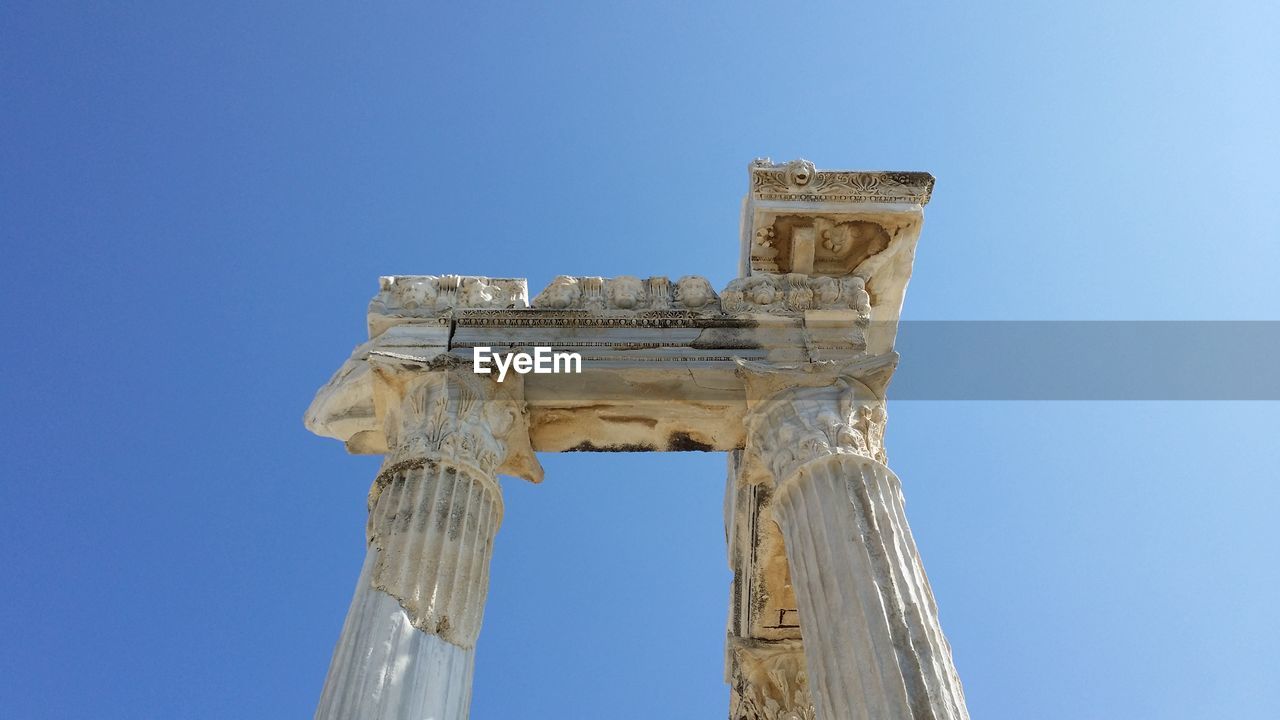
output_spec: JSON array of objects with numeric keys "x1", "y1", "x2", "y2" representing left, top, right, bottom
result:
[{"x1": 890, "y1": 321, "x2": 1280, "y2": 400}]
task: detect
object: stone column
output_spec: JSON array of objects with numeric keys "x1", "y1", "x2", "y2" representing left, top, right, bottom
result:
[
  {"x1": 744, "y1": 375, "x2": 969, "y2": 720},
  {"x1": 315, "y1": 367, "x2": 533, "y2": 720}
]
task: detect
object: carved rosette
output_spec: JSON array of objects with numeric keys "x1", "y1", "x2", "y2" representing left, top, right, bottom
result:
[{"x1": 744, "y1": 378, "x2": 887, "y2": 482}]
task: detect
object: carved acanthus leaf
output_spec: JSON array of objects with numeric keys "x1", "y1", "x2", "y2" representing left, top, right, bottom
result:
[
  {"x1": 370, "y1": 275, "x2": 528, "y2": 318},
  {"x1": 377, "y1": 369, "x2": 526, "y2": 478},
  {"x1": 744, "y1": 378, "x2": 887, "y2": 481}
]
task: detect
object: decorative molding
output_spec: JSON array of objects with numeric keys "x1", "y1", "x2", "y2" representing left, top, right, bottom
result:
[
  {"x1": 750, "y1": 158, "x2": 934, "y2": 205},
  {"x1": 722, "y1": 273, "x2": 871, "y2": 317},
  {"x1": 770, "y1": 455, "x2": 970, "y2": 720},
  {"x1": 453, "y1": 308, "x2": 747, "y2": 329},
  {"x1": 743, "y1": 377, "x2": 887, "y2": 481},
  {"x1": 531, "y1": 274, "x2": 721, "y2": 313},
  {"x1": 371, "y1": 275, "x2": 529, "y2": 317},
  {"x1": 359, "y1": 273, "x2": 885, "y2": 344},
  {"x1": 358, "y1": 370, "x2": 536, "y2": 649},
  {"x1": 375, "y1": 369, "x2": 527, "y2": 478}
]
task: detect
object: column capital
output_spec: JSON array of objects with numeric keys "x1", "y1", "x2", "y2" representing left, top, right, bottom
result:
[
  {"x1": 370, "y1": 355, "x2": 543, "y2": 484},
  {"x1": 741, "y1": 366, "x2": 888, "y2": 483}
]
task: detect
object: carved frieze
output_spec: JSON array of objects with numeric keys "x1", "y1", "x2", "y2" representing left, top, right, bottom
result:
[
  {"x1": 750, "y1": 157, "x2": 934, "y2": 205},
  {"x1": 532, "y1": 274, "x2": 721, "y2": 313},
  {"x1": 305, "y1": 158, "x2": 961, "y2": 720},
  {"x1": 371, "y1": 366, "x2": 536, "y2": 480},
  {"x1": 729, "y1": 641, "x2": 817, "y2": 720},
  {"x1": 749, "y1": 216, "x2": 895, "y2": 276},
  {"x1": 721, "y1": 274, "x2": 871, "y2": 318},
  {"x1": 370, "y1": 275, "x2": 528, "y2": 317}
]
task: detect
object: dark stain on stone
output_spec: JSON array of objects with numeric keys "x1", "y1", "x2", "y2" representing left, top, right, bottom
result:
[
  {"x1": 667, "y1": 432, "x2": 714, "y2": 452},
  {"x1": 565, "y1": 440, "x2": 656, "y2": 452},
  {"x1": 690, "y1": 337, "x2": 762, "y2": 350},
  {"x1": 599, "y1": 414, "x2": 660, "y2": 427}
]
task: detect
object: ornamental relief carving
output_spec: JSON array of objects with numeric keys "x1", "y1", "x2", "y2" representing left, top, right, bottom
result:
[
  {"x1": 730, "y1": 642, "x2": 817, "y2": 720},
  {"x1": 531, "y1": 274, "x2": 721, "y2": 313},
  {"x1": 750, "y1": 157, "x2": 934, "y2": 204},
  {"x1": 371, "y1": 272, "x2": 878, "y2": 325},
  {"x1": 750, "y1": 216, "x2": 893, "y2": 277},
  {"x1": 721, "y1": 274, "x2": 871, "y2": 318},
  {"x1": 378, "y1": 370, "x2": 522, "y2": 478},
  {"x1": 745, "y1": 378, "x2": 887, "y2": 482},
  {"x1": 371, "y1": 275, "x2": 528, "y2": 317}
]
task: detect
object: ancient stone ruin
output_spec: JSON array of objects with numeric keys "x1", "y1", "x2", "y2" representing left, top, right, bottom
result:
[{"x1": 305, "y1": 159, "x2": 968, "y2": 720}]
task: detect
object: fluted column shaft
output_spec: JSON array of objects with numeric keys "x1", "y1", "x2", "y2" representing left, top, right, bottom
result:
[
  {"x1": 744, "y1": 377, "x2": 968, "y2": 720},
  {"x1": 314, "y1": 546, "x2": 477, "y2": 720},
  {"x1": 316, "y1": 368, "x2": 529, "y2": 720}
]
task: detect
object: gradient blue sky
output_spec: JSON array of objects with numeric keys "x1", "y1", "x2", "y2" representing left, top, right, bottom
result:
[{"x1": 2, "y1": 2, "x2": 1278, "y2": 718}]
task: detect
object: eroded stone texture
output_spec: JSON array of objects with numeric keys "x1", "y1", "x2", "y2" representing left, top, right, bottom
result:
[
  {"x1": 315, "y1": 549, "x2": 476, "y2": 720},
  {"x1": 729, "y1": 639, "x2": 815, "y2": 720},
  {"x1": 531, "y1": 274, "x2": 722, "y2": 312},
  {"x1": 368, "y1": 275, "x2": 528, "y2": 337},
  {"x1": 312, "y1": 366, "x2": 539, "y2": 720}
]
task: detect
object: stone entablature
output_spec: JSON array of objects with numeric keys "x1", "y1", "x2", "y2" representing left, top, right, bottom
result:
[
  {"x1": 370, "y1": 273, "x2": 869, "y2": 323},
  {"x1": 308, "y1": 274, "x2": 899, "y2": 457}
]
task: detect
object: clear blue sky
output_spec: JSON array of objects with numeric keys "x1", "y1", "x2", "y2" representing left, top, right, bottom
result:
[{"x1": 2, "y1": 2, "x2": 1277, "y2": 718}]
